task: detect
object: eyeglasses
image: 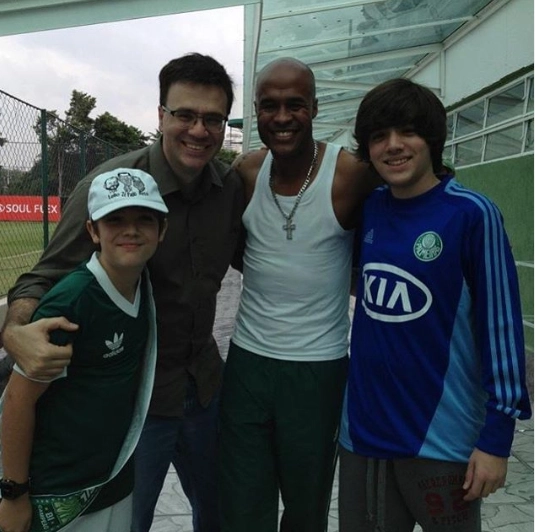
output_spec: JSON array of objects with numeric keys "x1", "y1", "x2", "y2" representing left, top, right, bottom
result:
[{"x1": 161, "y1": 106, "x2": 227, "y2": 133}]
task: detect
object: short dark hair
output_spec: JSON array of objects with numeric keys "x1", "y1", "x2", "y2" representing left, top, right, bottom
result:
[
  {"x1": 159, "y1": 53, "x2": 234, "y2": 116},
  {"x1": 354, "y1": 78, "x2": 447, "y2": 174}
]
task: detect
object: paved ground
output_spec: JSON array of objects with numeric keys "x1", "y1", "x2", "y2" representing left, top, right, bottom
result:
[{"x1": 151, "y1": 267, "x2": 534, "y2": 532}]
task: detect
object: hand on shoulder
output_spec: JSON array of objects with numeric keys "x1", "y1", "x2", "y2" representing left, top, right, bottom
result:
[{"x1": 2, "y1": 317, "x2": 78, "y2": 380}]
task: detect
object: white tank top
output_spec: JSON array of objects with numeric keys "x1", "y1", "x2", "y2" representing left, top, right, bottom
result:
[{"x1": 232, "y1": 143, "x2": 354, "y2": 361}]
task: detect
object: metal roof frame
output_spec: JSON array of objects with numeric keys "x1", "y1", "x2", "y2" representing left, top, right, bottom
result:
[
  {"x1": 242, "y1": 0, "x2": 513, "y2": 150},
  {"x1": 0, "y1": 0, "x2": 520, "y2": 151}
]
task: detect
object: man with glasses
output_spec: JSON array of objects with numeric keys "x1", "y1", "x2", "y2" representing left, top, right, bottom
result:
[
  {"x1": 1, "y1": 53, "x2": 244, "y2": 532},
  {"x1": 161, "y1": 106, "x2": 228, "y2": 134}
]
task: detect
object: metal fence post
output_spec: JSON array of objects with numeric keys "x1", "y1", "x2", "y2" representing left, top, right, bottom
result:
[
  {"x1": 40, "y1": 109, "x2": 49, "y2": 248},
  {"x1": 80, "y1": 133, "x2": 87, "y2": 181},
  {"x1": 0, "y1": 89, "x2": 136, "y2": 296}
]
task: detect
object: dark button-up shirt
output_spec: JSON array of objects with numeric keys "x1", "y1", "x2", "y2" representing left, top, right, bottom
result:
[{"x1": 8, "y1": 140, "x2": 244, "y2": 416}]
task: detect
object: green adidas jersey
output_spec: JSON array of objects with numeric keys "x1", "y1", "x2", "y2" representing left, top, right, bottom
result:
[{"x1": 28, "y1": 253, "x2": 151, "y2": 505}]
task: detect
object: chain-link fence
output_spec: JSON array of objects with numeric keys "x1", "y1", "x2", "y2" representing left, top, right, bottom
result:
[{"x1": 0, "y1": 90, "x2": 131, "y2": 297}]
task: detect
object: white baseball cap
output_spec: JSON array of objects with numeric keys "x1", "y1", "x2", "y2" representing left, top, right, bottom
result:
[{"x1": 88, "y1": 168, "x2": 168, "y2": 221}]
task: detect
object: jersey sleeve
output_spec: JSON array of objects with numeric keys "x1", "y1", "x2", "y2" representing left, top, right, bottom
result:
[
  {"x1": 463, "y1": 198, "x2": 532, "y2": 457},
  {"x1": 12, "y1": 363, "x2": 67, "y2": 382},
  {"x1": 24, "y1": 289, "x2": 80, "y2": 382}
]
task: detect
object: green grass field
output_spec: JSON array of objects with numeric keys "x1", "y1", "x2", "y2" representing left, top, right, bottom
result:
[{"x1": 0, "y1": 221, "x2": 58, "y2": 297}]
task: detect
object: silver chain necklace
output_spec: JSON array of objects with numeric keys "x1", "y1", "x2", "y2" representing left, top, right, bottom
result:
[{"x1": 269, "y1": 140, "x2": 318, "y2": 240}]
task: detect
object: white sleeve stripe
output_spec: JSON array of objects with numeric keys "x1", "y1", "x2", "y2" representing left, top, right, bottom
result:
[{"x1": 446, "y1": 182, "x2": 524, "y2": 416}]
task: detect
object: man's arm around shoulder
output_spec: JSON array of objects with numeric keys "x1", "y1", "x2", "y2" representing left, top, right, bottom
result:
[{"x1": 1, "y1": 299, "x2": 78, "y2": 380}]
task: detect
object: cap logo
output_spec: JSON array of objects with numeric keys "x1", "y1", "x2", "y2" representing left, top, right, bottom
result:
[
  {"x1": 89, "y1": 167, "x2": 168, "y2": 220},
  {"x1": 104, "y1": 171, "x2": 149, "y2": 201}
]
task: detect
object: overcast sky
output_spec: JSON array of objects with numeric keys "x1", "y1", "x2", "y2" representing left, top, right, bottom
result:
[{"x1": 0, "y1": 5, "x2": 244, "y2": 137}]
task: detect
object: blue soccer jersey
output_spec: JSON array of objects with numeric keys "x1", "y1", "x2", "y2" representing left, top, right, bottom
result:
[{"x1": 340, "y1": 175, "x2": 531, "y2": 462}]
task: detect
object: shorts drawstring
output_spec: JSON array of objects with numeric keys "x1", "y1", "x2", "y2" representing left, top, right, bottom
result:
[
  {"x1": 365, "y1": 458, "x2": 387, "y2": 531},
  {"x1": 377, "y1": 459, "x2": 387, "y2": 532}
]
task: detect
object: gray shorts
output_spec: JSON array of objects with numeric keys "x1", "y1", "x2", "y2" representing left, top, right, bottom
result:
[
  {"x1": 339, "y1": 447, "x2": 481, "y2": 532},
  {"x1": 62, "y1": 493, "x2": 132, "y2": 532}
]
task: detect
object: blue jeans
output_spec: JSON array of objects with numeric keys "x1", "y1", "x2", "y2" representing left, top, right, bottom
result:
[{"x1": 131, "y1": 382, "x2": 220, "y2": 532}]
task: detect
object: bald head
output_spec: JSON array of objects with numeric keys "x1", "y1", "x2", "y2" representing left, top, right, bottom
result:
[
  {"x1": 255, "y1": 58, "x2": 316, "y2": 101},
  {"x1": 253, "y1": 57, "x2": 318, "y2": 152}
]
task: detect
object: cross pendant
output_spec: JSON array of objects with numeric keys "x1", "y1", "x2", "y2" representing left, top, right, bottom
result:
[{"x1": 283, "y1": 220, "x2": 296, "y2": 240}]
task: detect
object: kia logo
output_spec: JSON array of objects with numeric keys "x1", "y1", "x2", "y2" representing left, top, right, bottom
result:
[{"x1": 361, "y1": 262, "x2": 432, "y2": 323}]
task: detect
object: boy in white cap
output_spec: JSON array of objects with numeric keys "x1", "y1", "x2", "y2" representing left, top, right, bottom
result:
[{"x1": 0, "y1": 168, "x2": 168, "y2": 532}]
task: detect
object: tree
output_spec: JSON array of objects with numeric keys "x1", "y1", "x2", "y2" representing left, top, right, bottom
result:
[
  {"x1": 27, "y1": 89, "x2": 149, "y2": 199},
  {"x1": 65, "y1": 90, "x2": 96, "y2": 132},
  {"x1": 33, "y1": 110, "x2": 73, "y2": 197},
  {"x1": 217, "y1": 148, "x2": 240, "y2": 166},
  {"x1": 4, "y1": 166, "x2": 43, "y2": 196},
  {"x1": 1, "y1": 168, "x2": 28, "y2": 195},
  {"x1": 94, "y1": 112, "x2": 148, "y2": 149},
  {"x1": 31, "y1": 91, "x2": 98, "y2": 197},
  {"x1": 147, "y1": 129, "x2": 161, "y2": 143}
]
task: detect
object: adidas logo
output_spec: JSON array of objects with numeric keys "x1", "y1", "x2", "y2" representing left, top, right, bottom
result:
[
  {"x1": 103, "y1": 332, "x2": 125, "y2": 358},
  {"x1": 364, "y1": 229, "x2": 374, "y2": 244}
]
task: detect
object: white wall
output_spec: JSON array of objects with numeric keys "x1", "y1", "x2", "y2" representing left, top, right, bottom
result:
[
  {"x1": 414, "y1": 0, "x2": 534, "y2": 107},
  {"x1": 328, "y1": 0, "x2": 534, "y2": 150}
]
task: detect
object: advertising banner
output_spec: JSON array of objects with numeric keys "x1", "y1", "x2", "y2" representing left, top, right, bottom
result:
[{"x1": 0, "y1": 196, "x2": 61, "y2": 222}]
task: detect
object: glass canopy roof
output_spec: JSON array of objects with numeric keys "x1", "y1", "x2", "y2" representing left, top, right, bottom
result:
[
  {"x1": 241, "y1": 0, "x2": 500, "y2": 151},
  {"x1": 0, "y1": 0, "x2": 507, "y2": 152}
]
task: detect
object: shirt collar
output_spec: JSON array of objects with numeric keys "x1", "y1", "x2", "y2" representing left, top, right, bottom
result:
[
  {"x1": 148, "y1": 139, "x2": 225, "y2": 199},
  {"x1": 86, "y1": 252, "x2": 141, "y2": 317}
]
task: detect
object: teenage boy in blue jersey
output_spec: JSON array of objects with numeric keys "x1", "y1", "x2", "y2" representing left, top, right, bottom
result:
[
  {"x1": 338, "y1": 78, "x2": 532, "y2": 532},
  {"x1": 0, "y1": 168, "x2": 168, "y2": 532}
]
